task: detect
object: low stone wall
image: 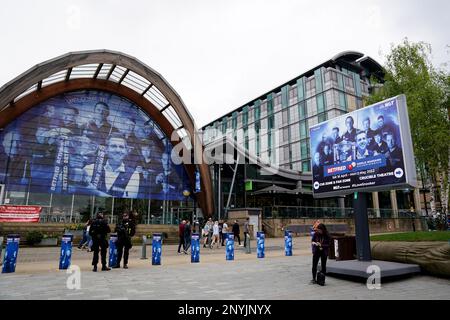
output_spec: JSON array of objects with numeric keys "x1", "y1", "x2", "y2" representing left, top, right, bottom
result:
[
  {"x1": 262, "y1": 217, "x2": 426, "y2": 238},
  {"x1": 0, "y1": 223, "x2": 179, "y2": 245}
]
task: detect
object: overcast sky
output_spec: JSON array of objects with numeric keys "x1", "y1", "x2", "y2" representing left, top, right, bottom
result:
[{"x1": 0, "y1": 0, "x2": 448, "y2": 128}]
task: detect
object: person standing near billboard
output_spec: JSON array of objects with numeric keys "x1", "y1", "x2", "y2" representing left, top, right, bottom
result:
[
  {"x1": 89, "y1": 211, "x2": 111, "y2": 272},
  {"x1": 310, "y1": 223, "x2": 330, "y2": 285},
  {"x1": 114, "y1": 211, "x2": 136, "y2": 269}
]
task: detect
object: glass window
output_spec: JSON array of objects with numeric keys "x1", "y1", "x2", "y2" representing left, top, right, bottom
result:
[
  {"x1": 282, "y1": 109, "x2": 289, "y2": 124},
  {"x1": 261, "y1": 134, "x2": 268, "y2": 152},
  {"x1": 306, "y1": 78, "x2": 316, "y2": 97},
  {"x1": 291, "y1": 142, "x2": 301, "y2": 161},
  {"x1": 299, "y1": 102, "x2": 306, "y2": 119},
  {"x1": 268, "y1": 115, "x2": 274, "y2": 129},
  {"x1": 261, "y1": 102, "x2": 267, "y2": 118},
  {"x1": 308, "y1": 117, "x2": 318, "y2": 128},
  {"x1": 339, "y1": 92, "x2": 347, "y2": 111},
  {"x1": 317, "y1": 94, "x2": 325, "y2": 113},
  {"x1": 290, "y1": 123, "x2": 300, "y2": 141},
  {"x1": 301, "y1": 141, "x2": 308, "y2": 160},
  {"x1": 289, "y1": 87, "x2": 298, "y2": 105},
  {"x1": 347, "y1": 94, "x2": 357, "y2": 112},
  {"x1": 260, "y1": 117, "x2": 268, "y2": 130},
  {"x1": 318, "y1": 113, "x2": 327, "y2": 123},
  {"x1": 306, "y1": 97, "x2": 316, "y2": 117},
  {"x1": 289, "y1": 105, "x2": 299, "y2": 123},
  {"x1": 282, "y1": 127, "x2": 289, "y2": 142},
  {"x1": 302, "y1": 160, "x2": 311, "y2": 172},
  {"x1": 254, "y1": 105, "x2": 261, "y2": 120},
  {"x1": 300, "y1": 120, "x2": 307, "y2": 139},
  {"x1": 274, "y1": 94, "x2": 282, "y2": 108}
]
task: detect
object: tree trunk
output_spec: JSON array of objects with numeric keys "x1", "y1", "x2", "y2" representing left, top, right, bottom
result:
[{"x1": 429, "y1": 173, "x2": 437, "y2": 214}]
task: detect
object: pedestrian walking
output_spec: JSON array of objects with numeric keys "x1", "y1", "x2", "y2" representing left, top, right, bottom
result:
[
  {"x1": 178, "y1": 220, "x2": 186, "y2": 254},
  {"x1": 183, "y1": 220, "x2": 192, "y2": 254},
  {"x1": 211, "y1": 221, "x2": 220, "y2": 249},
  {"x1": 77, "y1": 219, "x2": 92, "y2": 250},
  {"x1": 243, "y1": 217, "x2": 250, "y2": 248},
  {"x1": 221, "y1": 220, "x2": 228, "y2": 246},
  {"x1": 232, "y1": 220, "x2": 242, "y2": 246}
]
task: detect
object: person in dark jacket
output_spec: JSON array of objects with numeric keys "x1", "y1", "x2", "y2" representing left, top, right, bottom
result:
[
  {"x1": 310, "y1": 223, "x2": 330, "y2": 284},
  {"x1": 183, "y1": 220, "x2": 192, "y2": 254},
  {"x1": 89, "y1": 212, "x2": 111, "y2": 272},
  {"x1": 232, "y1": 220, "x2": 241, "y2": 246},
  {"x1": 114, "y1": 212, "x2": 136, "y2": 269},
  {"x1": 178, "y1": 220, "x2": 186, "y2": 253}
]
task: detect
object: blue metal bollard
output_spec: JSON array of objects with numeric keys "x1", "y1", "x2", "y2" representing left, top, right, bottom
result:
[
  {"x1": 284, "y1": 230, "x2": 293, "y2": 256},
  {"x1": 257, "y1": 232, "x2": 265, "y2": 258},
  {"x1": 191, "y1": 233, "x2": 200, "y2": 263},
  {"x1": 108, "y1": 233, "x2": 118, "y2": 268},
  {"x1": 2, "y1": 234, "x2": 20, "y2": 273},
  {"x1": 152, "y1": 233, "x2": 162, "y2": 265},
  {"x1": 59, "y1": 234, "x2": 73, "y2": 270},
  {"x1": 225, "y1": 233, "x2": 234, "y2": 261}
]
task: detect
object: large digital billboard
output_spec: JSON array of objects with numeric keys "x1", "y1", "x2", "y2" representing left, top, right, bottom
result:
[
  {"x1": 309, "y1": 95, "x2": 417, "y2": 197},
  {"x1": 0, "y1": 90, "x2": 190, "y2": 200}
]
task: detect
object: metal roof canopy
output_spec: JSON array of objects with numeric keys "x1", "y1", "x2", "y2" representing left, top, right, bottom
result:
[{"x1": 0, "y1": 49, "x2": 191, "y2": 141}]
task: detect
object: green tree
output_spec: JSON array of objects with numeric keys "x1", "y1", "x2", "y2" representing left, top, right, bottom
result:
[{"x1": 366, "y1": 39, "x2": 450, "y2": 215}]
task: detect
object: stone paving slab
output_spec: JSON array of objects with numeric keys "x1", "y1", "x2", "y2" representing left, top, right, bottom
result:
[{"x1": 0, "y1": 237, "x2": 449, "y2": 300}]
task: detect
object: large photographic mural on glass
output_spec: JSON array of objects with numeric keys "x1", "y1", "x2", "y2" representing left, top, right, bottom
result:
[{"x1": 0, "y1": 90, "x2": 190, "y2": 200}]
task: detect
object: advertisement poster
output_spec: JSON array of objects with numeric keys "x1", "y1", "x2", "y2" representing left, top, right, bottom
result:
[
  {"x1": 0, "y1": 90, "x2": 191, "y2": 201},
  {"x1": 284, "y1": 230, "x2": 293, "y2": 256},
  {"x1": 0, "y1": 205, "x2": 41, "y2": 222},
  {"x1": 59, "y1": 234, "x2": 73, "y2": 270},
  {"x1": 257, "y1": 232, "x2": 265, "y2": 258},
  {"x1": 152, "y1": 233, "x2": 162, "y2": 265},
  {"x1": 2, "y1": 234, "x2": 20, "y2": 273},
  {"x1": 191, "y1": 233, "x2": 200, "y2": 263},
  {"x1": 226, "y1": 233, "x2": 234, "y2": 261},
  {"x1": 309, "y1": 95, "x2": 416, "y2": 197}
]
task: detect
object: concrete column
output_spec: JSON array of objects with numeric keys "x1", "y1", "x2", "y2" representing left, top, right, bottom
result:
[
  {"x1": 413, "y1": 188, "x2": 422, "y2": 216},
  {"x1": 390, "y1": 190, "x2": 399, "y2": 229},
  {"x1": 372, "y1": 192, "x2": 380, "y2": 218}
]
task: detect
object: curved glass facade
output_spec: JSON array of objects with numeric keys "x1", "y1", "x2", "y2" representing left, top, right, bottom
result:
[{"x1": 0, "y1": 90, "x2": 193, "y2": 223}]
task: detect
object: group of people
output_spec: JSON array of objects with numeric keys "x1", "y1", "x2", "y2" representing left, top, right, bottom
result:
[
  {"x1": 198, "y1": 217, "x2": 250, "y2": 249},
  {"x1": 83, "y1": 210, "x2": 136, "y2": 272},
  {"x1": 0, "y1": 96, "x2": 187, "y2": 200},
  {"x1": 313, "y1": 114, "x2": 404, "y2": 179}
]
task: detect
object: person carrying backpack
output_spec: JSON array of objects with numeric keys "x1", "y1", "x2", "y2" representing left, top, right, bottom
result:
[
  {"x1": 89, "y1": 211, "x2": 111, "y2": 272},
  {"x1": 113, "y1": 211, "x2": 136, "y2": 269}
]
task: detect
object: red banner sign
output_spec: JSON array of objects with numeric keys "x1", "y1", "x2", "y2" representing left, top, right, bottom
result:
[{"x1": 0, "y1": 205, "x2": 42, "y2": 222}]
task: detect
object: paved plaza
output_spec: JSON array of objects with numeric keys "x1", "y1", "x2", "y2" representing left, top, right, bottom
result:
[{"x1": 0, "y1": 237, "x2": 449, "y2": 300}]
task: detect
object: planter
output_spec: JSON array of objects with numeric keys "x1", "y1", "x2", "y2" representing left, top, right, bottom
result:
[{"x1": 35, "y1": 238, "x2": 58, "y2": 246}]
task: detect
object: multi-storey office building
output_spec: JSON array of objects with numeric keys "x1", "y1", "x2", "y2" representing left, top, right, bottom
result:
[{"x1": 202, "y1": 51, "x2": 421, "y2": 218}]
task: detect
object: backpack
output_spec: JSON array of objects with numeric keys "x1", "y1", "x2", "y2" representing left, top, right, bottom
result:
[{"x1": 317, "y1": 262, "x2": 325, "y2": 286}]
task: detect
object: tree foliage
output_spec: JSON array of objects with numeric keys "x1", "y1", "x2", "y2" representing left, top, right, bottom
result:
[{"x1": 366, "y1": 39, "x2": 449, "y2": 213}]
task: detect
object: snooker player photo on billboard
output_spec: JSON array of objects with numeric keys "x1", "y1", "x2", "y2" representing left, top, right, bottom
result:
[{"x1": 309, "y1": 95, "x2": 417, "y2": 197}]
